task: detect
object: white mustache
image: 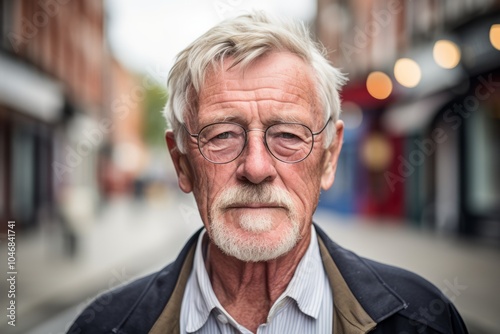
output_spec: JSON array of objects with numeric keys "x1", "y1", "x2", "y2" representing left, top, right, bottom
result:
[{"x1": 214, "y1": 184, "x2": 295, "y2": 212}]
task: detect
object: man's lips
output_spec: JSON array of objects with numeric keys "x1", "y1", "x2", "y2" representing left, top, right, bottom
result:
[{"x1": 224, "y1": 203, "x2": 285, "y2": 209}]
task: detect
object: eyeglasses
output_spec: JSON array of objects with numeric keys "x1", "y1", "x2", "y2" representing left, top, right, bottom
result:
[{"x1": 183, "y1": 118, "x2": 332, "y2": 164}]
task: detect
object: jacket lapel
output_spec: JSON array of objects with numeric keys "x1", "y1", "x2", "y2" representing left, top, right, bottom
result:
[
  {"x1": 148, "y1": 243, "x2": 196, "y2": 334},
  {"x1": 315, "y1": 224, "x2": 407, "y2": 333},
  {"x1": 318, "y1": 238, "x2": 377, "y2": 333}
]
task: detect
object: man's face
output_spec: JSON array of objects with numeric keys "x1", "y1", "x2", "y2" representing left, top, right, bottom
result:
[{"x1": 168, "y1": 52, "x2": 343, "y2": 262}]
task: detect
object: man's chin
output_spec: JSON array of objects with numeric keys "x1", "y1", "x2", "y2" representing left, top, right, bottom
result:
[
  {"x1": 209, "y1": 217, "x2": 300, "y2": 262},
  {"x1": 224, "y1": 208, "x2": 290, "y2": 233},
  {"x1": 237, "y1": 212, "x2": 275, "y2": 233}
]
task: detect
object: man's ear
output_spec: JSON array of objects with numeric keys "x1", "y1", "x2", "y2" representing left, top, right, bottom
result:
[
  {"x1": 321, "y1": 120, "x2": 344, "y2": 190},
  {"x1": 166, "y1": 130, "x2": 193, "y2": 193}
]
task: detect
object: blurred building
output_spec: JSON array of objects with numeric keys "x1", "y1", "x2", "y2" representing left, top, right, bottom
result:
[
  {"x1": 316, "y1": 0, "x2": 500, "y2": 240},
  {"x1": 0, "y1": 0, "x2": 146, "y2": 248},
  {"x1": 100, "y1": 58, "x2": 148, "y2": 196},
  {"x1": 0, "y1": 0, "x2": 105, "y2": 237}
]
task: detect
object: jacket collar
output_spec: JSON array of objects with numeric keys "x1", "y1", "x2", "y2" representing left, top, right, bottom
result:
[{"x1": 314, "y1": 224, "x2": 408, "y2": 325}]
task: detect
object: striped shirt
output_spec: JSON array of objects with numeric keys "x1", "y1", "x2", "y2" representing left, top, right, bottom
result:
[{"x1": 179, "y1": 226, "x2": 333, "y2": 333}]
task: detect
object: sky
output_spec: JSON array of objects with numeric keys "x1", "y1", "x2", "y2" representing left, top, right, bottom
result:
[{"x1": 105, "y1": 0, "x2": 317, "y2": 83}]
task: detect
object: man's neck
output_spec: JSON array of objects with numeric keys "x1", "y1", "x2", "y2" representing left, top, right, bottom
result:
[{"x1": 203, "y1": 230, "x2": 311, "y2": 333}]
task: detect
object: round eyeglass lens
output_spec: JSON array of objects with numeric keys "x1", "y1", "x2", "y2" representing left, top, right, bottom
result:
[
  {"x1": 198, "y1": 123, "x2": 246, "y2": 163},
  {"x1": 266, "y1": 123, "x2": 313, "y2": 162}
]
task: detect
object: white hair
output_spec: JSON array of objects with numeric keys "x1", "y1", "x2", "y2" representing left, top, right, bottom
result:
[{"x1": 163, "y1": 11, "x2": 347, "y2": 153}]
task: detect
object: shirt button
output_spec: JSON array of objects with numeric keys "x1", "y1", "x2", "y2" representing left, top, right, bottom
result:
[{"x1": 217, "y1": 313, "x2": 229, "y2": 324}]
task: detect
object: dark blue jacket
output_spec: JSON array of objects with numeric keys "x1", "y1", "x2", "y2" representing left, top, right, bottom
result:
[{"x1": 68, "y1": 225, "x2": 468, "y2": 333}]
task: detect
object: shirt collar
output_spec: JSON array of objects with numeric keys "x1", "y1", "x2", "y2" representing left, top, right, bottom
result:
[
  {"x1": 184, "y1": 225, "x2": 326, "y2": 332},
  {"x1": 277, "y1": 225, "x2": 326, "y2": 319},
  {"x1": 185, "y1": 229, "x2": 225, "y2": 332}
]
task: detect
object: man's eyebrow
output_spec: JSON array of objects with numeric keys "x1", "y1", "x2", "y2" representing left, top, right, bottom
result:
[
  {"x1": 212, "y1": 114, "x2": 243, "y2": 123},
  {"x1": 263, "y1": 113, "x2": 303, "y2": 126},
  {"x1": 272, "y1": 114, "x2": 302, "y2": 123},
  {"x1": 198, "y1": 114, "x2": 245, "y2": 127}
]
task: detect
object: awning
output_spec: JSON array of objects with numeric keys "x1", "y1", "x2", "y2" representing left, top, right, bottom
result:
[
  {"x1": 381, "y1": 93, "x2": 451, "y2": 135},
  {"x1": 0, "y1": 53, "x2": 64, "y2": 123}
]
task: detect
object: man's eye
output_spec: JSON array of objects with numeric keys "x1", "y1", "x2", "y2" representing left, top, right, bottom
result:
[
  {"x1": 278, "y1": 132, "x2": 299, "y2": 139},
  {"x1": 208, "y1": 131, "x2": 242, "y2": 142},
  {"x1": 214, "y1": 132, "x2": 232, "y2": 140},
  {"x1": 273, "y1": 132, "x2": 303, "y2": 142}
]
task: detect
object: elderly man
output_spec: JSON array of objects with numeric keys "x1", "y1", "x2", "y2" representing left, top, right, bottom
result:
[{"x1": 69, "y1": 12, "x2": 467, "y2": 334}]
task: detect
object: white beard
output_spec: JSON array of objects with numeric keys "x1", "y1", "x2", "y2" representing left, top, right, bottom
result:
[
  {"x1": 238, "y1": 213, "x2": 273, "y2": 232},
  {"x1": 209, "y1": 184, "x2": 301, "y2": 262}
]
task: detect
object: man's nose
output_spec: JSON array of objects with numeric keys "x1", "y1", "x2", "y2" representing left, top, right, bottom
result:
[{"x1": 236, "y1": 131, "x2": 277, "y2": 184}]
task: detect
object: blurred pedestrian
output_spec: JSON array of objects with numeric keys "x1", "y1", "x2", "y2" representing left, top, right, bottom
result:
[{"x1": 69, "y1": 12, "x2": 468, "y2": 334}]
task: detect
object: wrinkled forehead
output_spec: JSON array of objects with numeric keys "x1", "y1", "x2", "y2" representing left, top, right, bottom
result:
[{"x1": 198, "y1": 52, "x2": 319, "y2": 109}]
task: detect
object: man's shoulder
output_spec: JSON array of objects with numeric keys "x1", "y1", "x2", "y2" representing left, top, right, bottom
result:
[
  {"x1": 314, "y1": 224, "x2": 468, "y2": 333},
  {"x1": 365, "y1": 259, "x2": 468, "y2": 333},
  {"x1": 364, "y1": 257, "x2": 443, "y2": 301},
  {"x1": 67, "y1": 265, "x2": 171, "y2": 333}
]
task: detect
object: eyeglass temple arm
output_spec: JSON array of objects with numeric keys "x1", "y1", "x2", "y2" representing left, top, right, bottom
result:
[
  {"x1": 312, "y1": 117, "x2": 332, "y2": 136},
  {"x1": 182, "y1": 123, "x2": 199, "y2": 138}
]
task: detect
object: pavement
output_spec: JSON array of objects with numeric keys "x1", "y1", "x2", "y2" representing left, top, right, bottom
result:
[{"x1": 0, "y1": 193, "x2": 499, "y2": 334}]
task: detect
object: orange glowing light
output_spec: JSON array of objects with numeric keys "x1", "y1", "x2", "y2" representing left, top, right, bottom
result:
[
  {"x1": 490, "y1": 24, "x2": 500, "y2": 50},
  {"x1": 394, "y1": 58, "x2": 421, "y2": 88},
  {"x1": 366, "y1": 71, "x2": 393, "y2": 100},
  {"x1": 433, "y1": 40, "x2": 461, "y2": 69}
]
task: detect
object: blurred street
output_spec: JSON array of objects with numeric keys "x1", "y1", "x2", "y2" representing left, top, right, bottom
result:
[
  {"x1": 0, "y1": 190, "x2": 203, "y2": 334},
  {"x1": 0, "y1": 194, "x2": 498, "y2": 334}
]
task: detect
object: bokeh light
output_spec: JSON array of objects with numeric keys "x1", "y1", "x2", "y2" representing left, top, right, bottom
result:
[
  {"x1": 366, "y1": 71, "x2": 393, "y2": 100},
  {"x1": 490, "y1": 24, "x2": 500, "y2": 50},
  {"x1": 360, "y1": 133, "x2": 393, "y2": 172},
  {"x1": 433, "y1": 40, "x2": 461, "y2": 69},
  {"x1": 342, "y1": 102, "x2": 364, "y2": 129},
  {"x1": 394, "y1": 58, "x2": 422, "y2": 88}
]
